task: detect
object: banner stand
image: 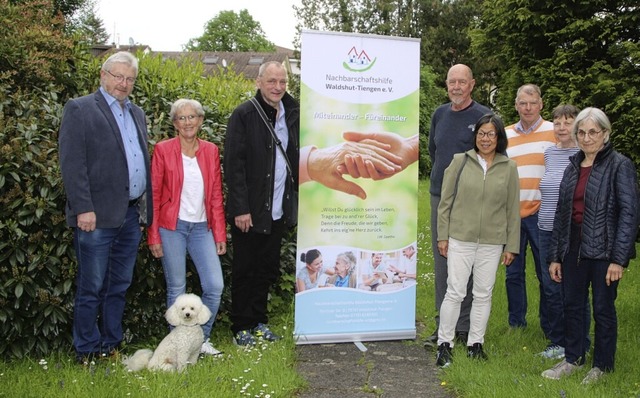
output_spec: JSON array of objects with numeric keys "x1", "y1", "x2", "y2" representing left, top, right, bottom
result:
[{"x1": 294, "y1": 30, "x2": 421, "y2": 345}]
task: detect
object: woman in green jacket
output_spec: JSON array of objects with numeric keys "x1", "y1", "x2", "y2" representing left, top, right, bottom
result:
[{"x1": 435, "y1": 114, "x2": 521, "y2": 367}]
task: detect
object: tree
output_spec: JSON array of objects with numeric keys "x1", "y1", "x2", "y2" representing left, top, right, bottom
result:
[
  {"x1": 0, "y1": 0, "x2": 74, "y2": 92},
  {"x1": 67, "y1": 0, "x2": 109, "y2": 45},
  {"x1": 12, "y1": 0, "x2": 87, "y2": 17},
  {"x1": 294, "y1": 0, "x2": 422, "y2": 37},
  {"x1": 472, "y1": 0, "x2": 640, "y2": 167},
  {"x1": 53, "y1": 0, "x2": 85, "y2": 17},
  {"x1": 185, "y1": 9, "x2": 276, "y2": 52},
  {"x1": 418, "y1": 1, "x2": 487, "y2": 97}
]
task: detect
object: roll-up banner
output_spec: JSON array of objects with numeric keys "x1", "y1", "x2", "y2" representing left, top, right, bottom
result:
[{"x1": 294, "y1": 30, "x2": 420, "y2": 344}]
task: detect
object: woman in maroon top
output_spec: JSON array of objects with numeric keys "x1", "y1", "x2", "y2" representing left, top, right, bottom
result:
[{"x1": 542, "y1": 108, "x2": 639, "y2": 384}]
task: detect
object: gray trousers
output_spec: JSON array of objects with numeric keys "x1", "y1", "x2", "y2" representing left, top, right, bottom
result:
[{"x1": 431, "y1": 194, "x2": 472, "y2": 333}]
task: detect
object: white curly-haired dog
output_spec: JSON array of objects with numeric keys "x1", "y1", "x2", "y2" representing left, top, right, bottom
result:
[{"x1": 124, "y1": 293, "x2": 212, "y2": 372}]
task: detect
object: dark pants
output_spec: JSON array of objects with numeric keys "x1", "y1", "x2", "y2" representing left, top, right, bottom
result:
[
  {"x1": 563, "y1": 224, "x2": 618, "y2": 371},
  {"x1": 230, "y1": 219, "x2": 285, "y2": 334},
  {"x1": 539, "y1": 229, "x2": 591, "y2": 348},
  {"x1": 505, "y1": 213, "x2": 542, "y2": 328},
  {"x1": 73, "y1": 205, "x2": 141, "y2": 357}
]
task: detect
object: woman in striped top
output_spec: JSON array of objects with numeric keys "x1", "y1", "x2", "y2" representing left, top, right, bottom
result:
[{"x1": 537, "y1": 104, "x2": 581, "y2": 359}]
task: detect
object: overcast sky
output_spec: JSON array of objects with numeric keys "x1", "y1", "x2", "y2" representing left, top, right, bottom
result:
[{"x1": 96, "y1": 0, "x2": 302, "y2": 51}]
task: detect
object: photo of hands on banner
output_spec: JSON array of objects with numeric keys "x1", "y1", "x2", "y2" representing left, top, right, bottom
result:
[{"x1": 300, "y1": 132, "x2": 419, "y2": 200}]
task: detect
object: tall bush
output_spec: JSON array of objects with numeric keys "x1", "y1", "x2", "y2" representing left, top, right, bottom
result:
[
  {"x1": 419, "y1": 64, "x2": 447, "y2": 179},
  {"x1": 471, "y1": 0, "x2": 640, "y2": 171},
  {"x1": 0, "y1": 83, "x2": 75, "y2": 358}
]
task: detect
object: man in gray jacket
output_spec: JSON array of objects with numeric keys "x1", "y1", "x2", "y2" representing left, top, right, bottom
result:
[{"x1": 59, "y1": 51, "x2": 152, "y2": 364}]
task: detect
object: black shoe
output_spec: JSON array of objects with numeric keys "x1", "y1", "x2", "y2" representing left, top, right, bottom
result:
[
  {"x1": 436, "y1": 342, "x2": 453, "y2": 368},
  {"x1": 76, "y1": 352, "x2": 98, "y2": 366},
  {"x1": 251, "y1": 323, "x2": 282, "y2": 342},
  {"x1": 455, "y1": 331, "x2": 468, "y2": 345},
  {"x1": 99, "y1": 348, "x2": 120, "y2": 360},
  {"x1": 467, "y1": 343, "x2": 488, "y2": 360},
  {"x1": 423, "y1": 330, "x2": 438, "y2": 348}
]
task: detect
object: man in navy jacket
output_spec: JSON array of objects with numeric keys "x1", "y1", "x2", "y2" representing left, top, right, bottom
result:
[{"x1": 59, "y1": 51, "x2": 152, "y2": 364}]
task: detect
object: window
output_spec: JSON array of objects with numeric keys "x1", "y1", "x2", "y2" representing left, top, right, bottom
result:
[{"x1": 203, "y1": 56, "x2": 218, "y2": 64}]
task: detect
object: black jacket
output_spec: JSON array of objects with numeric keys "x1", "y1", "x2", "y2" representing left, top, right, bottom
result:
[
  {"x1": 223, "y1": 90, "x2": 299, "y2": 234},
  {"x1": 549, "y1": 142, "x2": 638, "y2": 267}
]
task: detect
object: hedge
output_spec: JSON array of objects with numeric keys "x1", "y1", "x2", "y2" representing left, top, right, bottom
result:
[{"x1": 0, "y1": 48, "x2": 299, "y2": 359}]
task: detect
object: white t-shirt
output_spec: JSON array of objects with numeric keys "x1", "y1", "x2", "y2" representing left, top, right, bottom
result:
[{"x1": 178, "y1": 154, "x2": 206, "y2": 222}]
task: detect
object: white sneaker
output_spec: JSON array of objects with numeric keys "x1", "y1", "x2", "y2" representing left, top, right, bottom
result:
[
  {"x1": 538, "y1": 345, "x2": 565, "y2": 360},
  {"x1": 581, "y1": 367, "x2": 604, "y2": 384},
  {"x1": 541, "y1": 359, "x2": 582, "y2": 380},
  {"x1": 200, "y1": 340, "x2": 222, "y2": 356}
]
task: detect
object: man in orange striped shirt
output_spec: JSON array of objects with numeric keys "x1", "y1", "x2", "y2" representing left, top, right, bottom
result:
[{"x1": 505, "y1": 84, "x2": 556, "y2": 334}]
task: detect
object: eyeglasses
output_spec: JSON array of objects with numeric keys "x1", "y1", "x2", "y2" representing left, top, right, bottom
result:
[
  {"x1": 263, "y1": 79, "x2": 288, "y2": 87},
  {"x1": 477, "y1": 130, "x2": 497, "y2": 139},
  {"x1": 105, "y1": 70, "x2": 136, "y2": 85},
  {"x1": 175, "y1": 115, "x2": 201, "y2": 123},
  {"x1": 516, "y1": 100, "x2": 541, "y2": 108},
  {"x1": 576, "y1": 129, "x2": 604, "y2": 139}
]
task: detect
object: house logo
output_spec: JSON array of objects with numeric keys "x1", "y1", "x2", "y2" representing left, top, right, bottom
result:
[{"x1": 344, "y1": 46, "x2": 377, "y2": 72}]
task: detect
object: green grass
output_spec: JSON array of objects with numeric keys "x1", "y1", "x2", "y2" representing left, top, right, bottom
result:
[
  {"x1": 416, "y1": 180, "x2": 436, "y2": 334},
  {"x1": 2, "y1": 179, "x2": 639, "y2": 397},
  {"x1": 0, "y1": 328, "x2": 304, "y2": 397}
]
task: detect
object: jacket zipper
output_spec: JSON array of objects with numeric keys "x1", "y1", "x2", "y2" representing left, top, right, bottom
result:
[{"x1": 576, "y1": 162, "x2": 594, "y2": 267}]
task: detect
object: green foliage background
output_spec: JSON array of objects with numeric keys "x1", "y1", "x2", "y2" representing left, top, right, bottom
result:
[
  {"x1": 0, "y1": 0, "x2": 296, "y2": 359},
  {"x1": 3, "y1": 0, "x2": 639, "y2": 363},
  {"x1": 471, "y1": 0, "x2": 640, "y2": 167}
]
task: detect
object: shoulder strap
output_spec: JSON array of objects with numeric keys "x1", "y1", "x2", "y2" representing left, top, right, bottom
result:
[
  {"x1": 449, "y1": 154, "x2": 468, "y2": 218},
  {"x1": 250, "y1": 97, "x2": 293, "y2": 179}
]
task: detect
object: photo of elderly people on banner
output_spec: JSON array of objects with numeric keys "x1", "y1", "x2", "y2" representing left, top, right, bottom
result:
[{"x1": 295, "y1": 246, "x2": 416, "y2": 293}]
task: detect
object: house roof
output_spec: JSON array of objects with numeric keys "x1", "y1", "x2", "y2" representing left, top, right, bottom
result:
[
  {"x1": 90, "y1": 44, "x2": 151, "y2": 58},
  {"x1": 90, "y1": 45, "x2": 298, "y2": 79},
  {"x1": 157, "y1": 51, "x2": 291, "y2": 79}
]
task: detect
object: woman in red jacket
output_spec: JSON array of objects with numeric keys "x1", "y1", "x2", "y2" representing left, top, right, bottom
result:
[{"x1": 148, "y1": 99, "x2": 226, "y2": 356}]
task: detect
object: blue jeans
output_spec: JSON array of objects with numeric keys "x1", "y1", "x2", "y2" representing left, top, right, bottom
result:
[
  {"x1": 505, "y1": 213, "x2": 543, "y2": 328},
  {"x1": 538, "y1": 230, "x2": 566, "y2": 345},
  {"x1": 73, "y1": 206, "x2": 141, "y2": 356},
  {"x1": 159, "y1": 220, "x2": 224, "y2": 340}
]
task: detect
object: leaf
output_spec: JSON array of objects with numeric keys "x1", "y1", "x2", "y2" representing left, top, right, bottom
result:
[
  {"x1": 63, "y1": 279, "x2": 72, "y2": 293},
  {"x1": 15, "y1": 283, "x2": 24, "y2": 299}
]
